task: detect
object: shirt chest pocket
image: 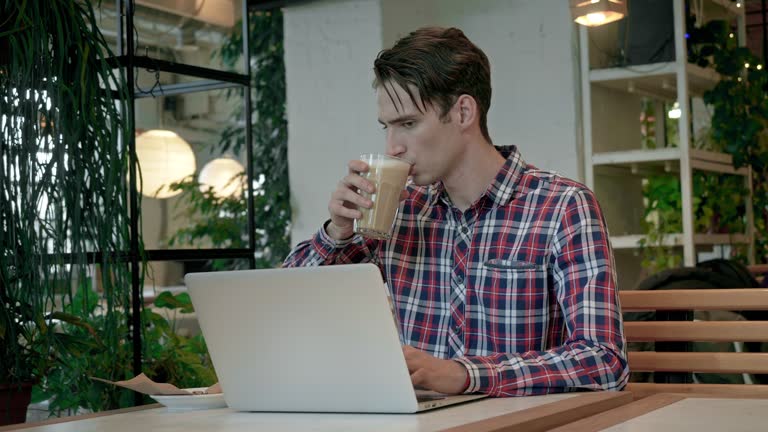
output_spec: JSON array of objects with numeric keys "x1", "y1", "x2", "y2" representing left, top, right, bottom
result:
[
  {"x1": 473, "y1": 259, "x2": 549, "y2": 318},
  {"x1": 477, "y1": 259, "x2": 546, "y2": 290}
]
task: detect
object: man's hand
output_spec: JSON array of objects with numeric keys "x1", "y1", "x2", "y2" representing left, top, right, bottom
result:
[
  {"x1": 326, "y1": 160, "x2": 373, "y2": 241},
  {"x1": 326, "y1": 159, "x2": 411, "y2": 241},
  {"x1": 402, "y1": 345, "x2": 469, "y2": 395}
]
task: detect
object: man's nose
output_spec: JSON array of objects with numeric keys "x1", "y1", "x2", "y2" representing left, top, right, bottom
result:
[{"x1": 385, "y1": 132, "x2": 405, "y2": 157}]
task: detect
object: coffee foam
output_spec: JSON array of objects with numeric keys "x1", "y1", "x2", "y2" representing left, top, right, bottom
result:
[{"x1": 371, "y1": 158, "x2": 411, "y2": 171}]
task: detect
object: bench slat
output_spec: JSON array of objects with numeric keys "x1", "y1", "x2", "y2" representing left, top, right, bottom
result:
[
  {"x1": 625, "y1": 321, "x2": 768, "y2": 342},
  {"x1": 626, "y1": 383, "x2": 768, "y2": 399},
  {"x1": 620, "y1": 289, "x2": 768, "y2": 311},
  {"x1": 629, "y1": 352, "x2": 768, "y2": 374}
]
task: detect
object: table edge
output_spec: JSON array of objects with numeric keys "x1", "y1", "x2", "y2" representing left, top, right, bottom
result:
[
  {"x1": 0, "y1": 404, "x2": 162, "y2": 431},
  {"x1": 440, "y1": 391, "x2": 634, "y2": 432},
  {"x1": 548, "y1": 393, "x2": 715, "y2": 432}
]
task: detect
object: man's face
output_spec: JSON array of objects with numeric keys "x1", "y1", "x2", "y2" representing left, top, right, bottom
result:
[{"x1": 377, "y1": 82, "x2": 462, "y2": 187}]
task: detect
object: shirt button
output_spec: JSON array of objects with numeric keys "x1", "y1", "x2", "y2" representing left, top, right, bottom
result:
[
  {"x1": 456, "y1": 275, "x2": 463, "y2": 284},
  {"x1": 454, "y1": 325, "x2": 462, "y2": 334},
  {"x1": 460, "y1": 226, "x2": 469, "y2": 235}
]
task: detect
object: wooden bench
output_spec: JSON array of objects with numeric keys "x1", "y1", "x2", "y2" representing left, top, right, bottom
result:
[{"x1": 619, "y1": 288, "x2": 768, "y2": 398}]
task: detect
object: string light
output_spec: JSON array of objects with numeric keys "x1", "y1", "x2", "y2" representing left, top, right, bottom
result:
[
  {"x1": 668, "y1": 101, "x2": 682, "y2": 120},
  {"x1": 729, "y1": 33, "x2": 735, "y2": 38},
  {"x1": 758, "y1": 65, "x2": 764, "y2": 70},
  {"x1": 745, "y1": 63, "x2": 750, "y2": 69}
]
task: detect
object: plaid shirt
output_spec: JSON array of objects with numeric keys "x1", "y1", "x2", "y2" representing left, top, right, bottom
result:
[{"x1": 284, "y1": 146, "x2": 629, "y2": 396}]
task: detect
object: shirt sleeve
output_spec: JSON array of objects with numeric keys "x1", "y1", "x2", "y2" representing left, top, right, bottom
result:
[
  {"x1": 454, "y1": 188, "x2": 630, "y2": 396},
  {"x1": 282, "y1": 220, "x2": 381, "y2": 267}
]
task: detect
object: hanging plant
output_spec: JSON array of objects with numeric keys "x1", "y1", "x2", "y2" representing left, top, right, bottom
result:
[{"x1": 0, "y1": 0, "x2": 134, "y2": 420}]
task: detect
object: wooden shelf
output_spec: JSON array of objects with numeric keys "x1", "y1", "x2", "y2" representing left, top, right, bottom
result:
[
  {"x1": 611, "y1": 233, "x2": 751, "y2": 250},
  {"x1": 592, "y1": 148, "x2": 681, "y2": 166},
  {"x1": 590, "y1": 62, "x2": 720, "y2": 100},
  {"x1": 611, "y1": 234, "x2": 684, "y2": 250},
  {"x1": 704, "y1": 0, "x2": 744, "y2": 19},
  {"x1": 591, "y1": 148, "x2": 750, "y2": 176},
  {"x1": 690, "y1": 149, "x2": 751, "y2": 175}
]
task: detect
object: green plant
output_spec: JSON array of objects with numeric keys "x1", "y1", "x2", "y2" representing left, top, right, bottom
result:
[
  {"x1": 640, "y1": 172, "x2": 749, "y2": 273},
  {"x1": 167, "y1": 176, "x2": 250, "y2": 270},
  {"x1": 35, "y1": 285, "x2": 136, "y2": 414},
  {"x1": 0, "y1": 0, "x2": 132, "y2": 398},
  {"x1": 39, "y1": 289, "x2": 216, "y2": 415},
  {"x1": 700, "y1": 32, "x2": 768, "y2": 264},
  {"x1": 142, "y1": 291, "x2": 217, "y2": 389},
  {"x1": 639, "y1": 176, "x2": 684, "y2": 272},
  {"x1": 168, "y1": 10, "x2": 290, "y2": 269}
]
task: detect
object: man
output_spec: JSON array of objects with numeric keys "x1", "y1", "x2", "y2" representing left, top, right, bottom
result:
[{"x1": 284, "y1": 26, "x2": 628, "y2": 397}]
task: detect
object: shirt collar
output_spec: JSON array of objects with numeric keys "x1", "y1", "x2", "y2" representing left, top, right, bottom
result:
[{"x1": 427, "y1": 145, "x2": 527, "y2": 209}]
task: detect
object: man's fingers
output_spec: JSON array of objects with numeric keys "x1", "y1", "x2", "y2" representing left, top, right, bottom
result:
[
  {"x1": 410, "y1": 368, "x2": 428, "y2": 388},
  {"x1": 402, "y1": 345, "x2": 420, "y2": 372},
  {"x1": 333, "y1": 186, "x2": 372, "y2": 210},
  {"x1": 329, "y1": 200, "x2": 361, "y2": 220},
  {"x1": 342, "y1": 173, "x2": 375, "y2": 194},
  {"x1": 348, "y1": 159, "x2": 369, "y2": 174},
  {"x1": 402, "y1": 345, "x2": 420, "y2": 361}
]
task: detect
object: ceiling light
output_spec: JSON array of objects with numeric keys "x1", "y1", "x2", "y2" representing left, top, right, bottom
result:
[
  {"x1": 198, "y1": 158, "x2": 245, "y2": 198},
  {"x1": 135, "y1": 130, "x2": 196, "y2": 199},
  {"x1": 571, "y1": 0, "x2": 627, "y2": 27}
]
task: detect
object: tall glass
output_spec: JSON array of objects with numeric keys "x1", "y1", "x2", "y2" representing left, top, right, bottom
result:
[{"x1": 353, "y1": 153, "x2": 412, "y2": 240}]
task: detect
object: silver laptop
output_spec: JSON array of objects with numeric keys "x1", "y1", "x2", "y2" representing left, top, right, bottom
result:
[{"x1": 185, "y1": 263, "x2": 486, "y2": 413}]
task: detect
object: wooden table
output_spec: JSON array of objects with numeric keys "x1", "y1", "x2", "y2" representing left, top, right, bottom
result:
[
  {"x1": 1, "y1": 391, "x2": 631, "y2": 432},
  {"x1": 552, "y1": 393, "x2": 768, "y2": 431}
]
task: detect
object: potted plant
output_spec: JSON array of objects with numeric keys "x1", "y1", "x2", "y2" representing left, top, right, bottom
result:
[
  {"x1": 0, "y1": 281, "x2": 92, "y2": 424},
  {"x1": 1, "y1": 0, "x2": 132, "y2": 424}
]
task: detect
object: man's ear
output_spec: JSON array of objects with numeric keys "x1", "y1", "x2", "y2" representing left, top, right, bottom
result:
[{"x1": 454, "y1": 94, "x2": 478, "y2": 131}]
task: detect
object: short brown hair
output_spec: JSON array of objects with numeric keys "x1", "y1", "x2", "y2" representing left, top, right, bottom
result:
[{"x1": 373, "y1": 27, "x2": 492, "y2": 142}]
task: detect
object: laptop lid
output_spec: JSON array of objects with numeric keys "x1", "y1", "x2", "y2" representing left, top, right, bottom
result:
[{"x1": 186, "y1": 263, "x2": 426, "y2": 413}]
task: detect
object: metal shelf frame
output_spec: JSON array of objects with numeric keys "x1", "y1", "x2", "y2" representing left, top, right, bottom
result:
[{"x1": 99, "y1": 0, "x2": 271, "y2": 400}]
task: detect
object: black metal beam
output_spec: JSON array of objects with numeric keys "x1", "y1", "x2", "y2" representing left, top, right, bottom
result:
[
  {"x1": 763, "y1": 0, "x2": 767, "y2": 61},
  {"x1": 243, "y1": 0, "x2": 257, "y2": 269},
  {"x1": 145, "y1": 249, "x2": 255, "y2": 261},
  {"x1": 133, "y1": 80, "x2": 243, "y2": 98},
  {"x1": 124, "y1": 0, "x2": 143, "y2": 406},
  {"x1": 38, "y1": 249, "x2": 255, "y2": 263},
  {"x1": 107, "y1": 55, "x2": 249, "y2": 86}
]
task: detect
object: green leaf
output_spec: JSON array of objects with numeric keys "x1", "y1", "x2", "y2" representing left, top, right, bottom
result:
[{"x1": 153, "y1": 291, "x2": 195, "y2": 313}]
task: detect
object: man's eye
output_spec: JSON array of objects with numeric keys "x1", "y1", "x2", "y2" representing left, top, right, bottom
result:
[
  {"x1": 380, "y1": 124, "x2": 388, "y2": 130},
  {"x1": 402, "y1": 121, "x2": 414, "y2": 128}
]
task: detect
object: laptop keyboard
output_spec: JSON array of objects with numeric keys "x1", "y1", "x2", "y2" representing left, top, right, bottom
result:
[{"x1": 415, "y1": 391, "x2": 448, "y2": 402}]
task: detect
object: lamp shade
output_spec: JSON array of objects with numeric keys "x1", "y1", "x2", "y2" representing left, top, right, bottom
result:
[
  {"x1": 135, "y1": 129, "x2": 196, "y2": 199},
  {"x1": 198, "y1": 157, "x2": 245, "y2": 198},
  {"x1": 570, "y1": 0, "x2": 627, "y2": 27}
]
